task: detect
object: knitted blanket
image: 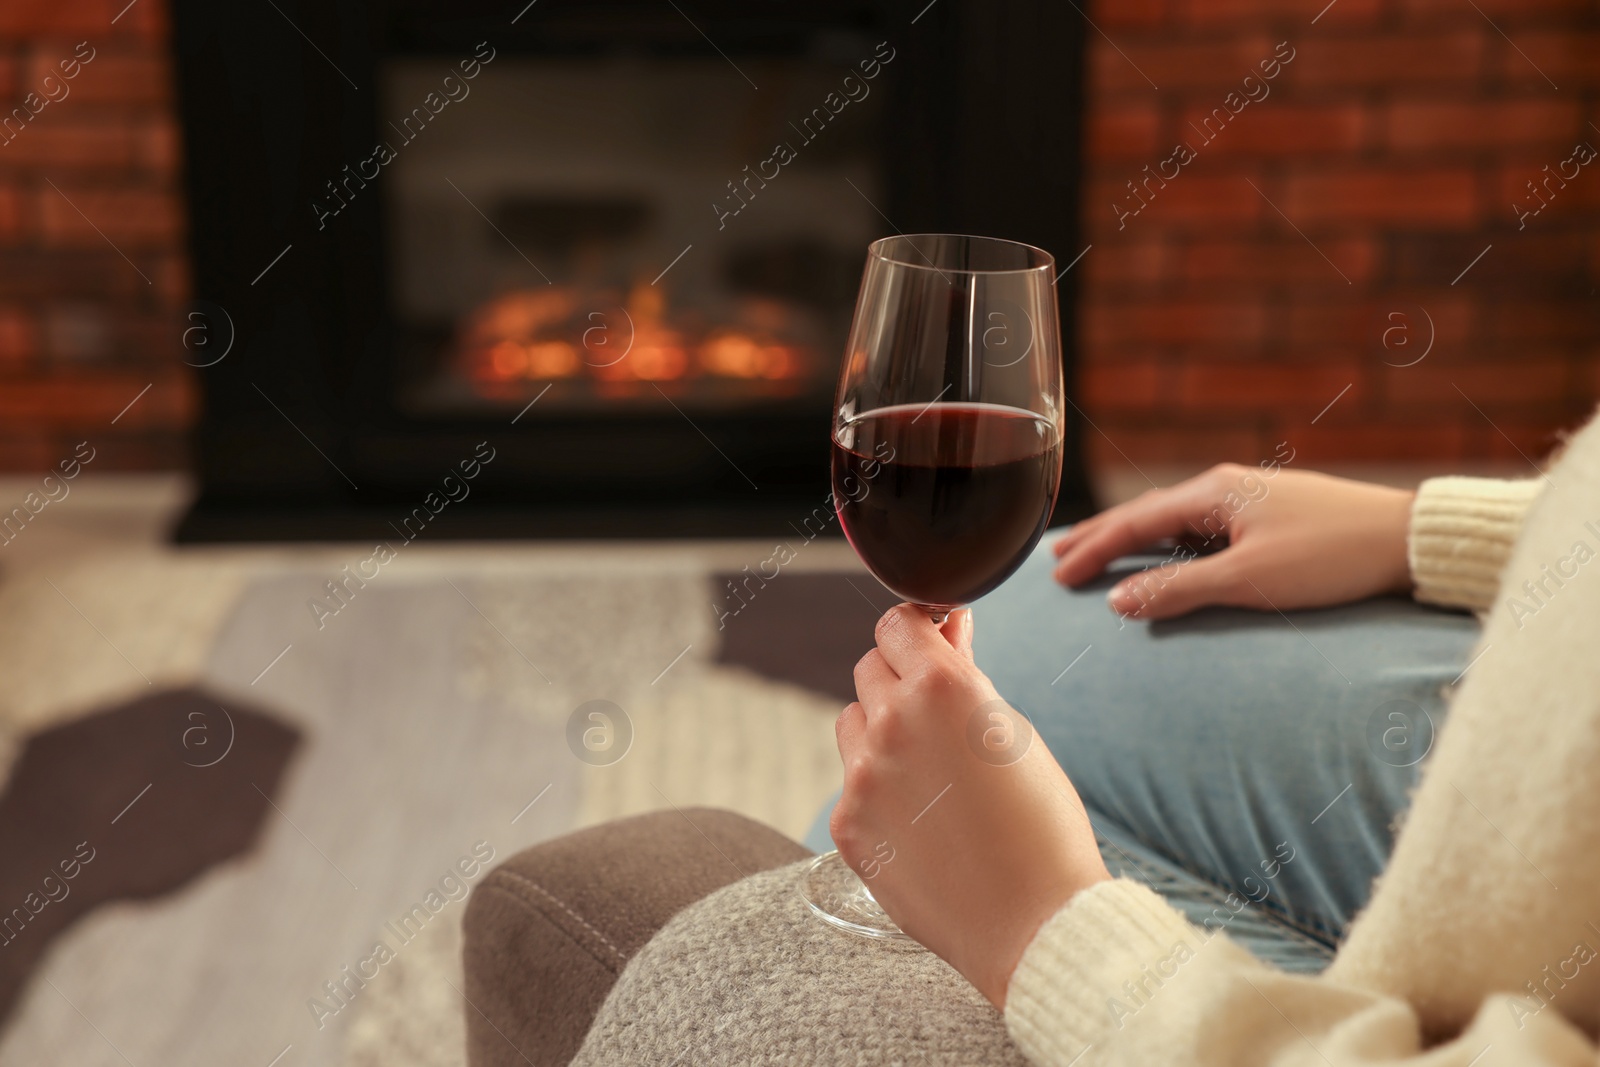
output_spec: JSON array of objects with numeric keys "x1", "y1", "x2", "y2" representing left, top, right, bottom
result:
[{"x1": 573, "y1": 859, "x2": 1028, "y2": 1066}]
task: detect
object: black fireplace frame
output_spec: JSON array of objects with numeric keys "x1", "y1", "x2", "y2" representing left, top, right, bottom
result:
[{"x1": 169, "y1": 0, "x2": 1091, "y2": 541}]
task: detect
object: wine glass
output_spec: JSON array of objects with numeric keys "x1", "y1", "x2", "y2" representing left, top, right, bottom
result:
[{"x1": 800, "y1": 233, "x2": 1066, "y2": 939}]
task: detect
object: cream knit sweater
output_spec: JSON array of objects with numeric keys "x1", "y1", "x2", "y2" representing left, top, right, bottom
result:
[{"x1": 1006, "y1": 420, "x2": 1600, "y2": 1066}]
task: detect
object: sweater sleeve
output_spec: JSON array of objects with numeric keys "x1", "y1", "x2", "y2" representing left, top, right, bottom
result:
[
  {"x1": 1003, "y1": 879, "x2": 1597, "y2": 1067},
  {"x1": 1407, "y1": 476, "x2": 1543, "y2": 612}
]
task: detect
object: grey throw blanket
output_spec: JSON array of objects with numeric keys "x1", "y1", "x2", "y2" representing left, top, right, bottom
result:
[{"x1": 573, "y1": 859, "x2": 1029, "y2": 1066}]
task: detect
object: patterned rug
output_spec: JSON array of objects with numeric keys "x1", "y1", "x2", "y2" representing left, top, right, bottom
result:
[{"x1": 0, "y1": 549, "x2": 861, "y2": 1066}]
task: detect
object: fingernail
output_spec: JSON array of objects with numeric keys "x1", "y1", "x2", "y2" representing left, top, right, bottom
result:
[{"x1": 1107, "y1": 584, "x2": 1139, "y2": 617}]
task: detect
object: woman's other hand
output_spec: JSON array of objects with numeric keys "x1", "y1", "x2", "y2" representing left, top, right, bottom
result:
[
  {"x1": 832, "y1": 605, "x2": 1110, "y2": 1010},
  {"x1": 1052, "y1": 465, "x2": 1416, "y2": 620}
]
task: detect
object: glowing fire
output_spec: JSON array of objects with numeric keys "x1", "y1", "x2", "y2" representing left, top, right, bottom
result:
[{"x1": 456, "y1": 279, "x2": 812, "y2": 396}]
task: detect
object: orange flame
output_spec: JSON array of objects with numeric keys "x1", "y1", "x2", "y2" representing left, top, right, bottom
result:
[{"x1": 457, "y1": 273, "x2": 813, "y2": 396}]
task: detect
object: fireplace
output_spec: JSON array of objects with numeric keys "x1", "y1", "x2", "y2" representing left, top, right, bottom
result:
[{"x1": 169, "y1": 0, "x2": 1091, "y2": 540}]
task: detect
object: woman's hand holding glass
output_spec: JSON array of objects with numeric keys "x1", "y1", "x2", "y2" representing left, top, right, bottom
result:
[{"x1": 831, "y1": 605, "x2": 1110, "y2": 1009}]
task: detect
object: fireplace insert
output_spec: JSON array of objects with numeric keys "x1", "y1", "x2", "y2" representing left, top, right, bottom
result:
[{"x1": 169, "y1": 0, "x2": 1090, "y2": 540}]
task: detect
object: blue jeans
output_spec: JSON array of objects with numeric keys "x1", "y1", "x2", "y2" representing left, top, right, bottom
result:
[{"x1": 805, "y1": 532, "x2": 1480, "y2": 972}]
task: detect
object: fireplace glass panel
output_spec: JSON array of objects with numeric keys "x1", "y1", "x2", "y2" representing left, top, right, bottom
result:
[{"x1": 382, "y1": 55, "x2": 887, "y2": 416}]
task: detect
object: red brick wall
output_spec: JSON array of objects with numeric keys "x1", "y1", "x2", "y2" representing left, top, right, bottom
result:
[
  {"x1": 0, "y1": 0, "x2": 192, "y2": 470},
  {"x1": 1080, "y1": 0, "x2": 1600, "y2": 468}
]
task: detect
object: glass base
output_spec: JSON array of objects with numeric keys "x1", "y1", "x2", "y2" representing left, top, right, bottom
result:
[{"x1": 797, "y1": 850, "x2": 914, "y2": 940}]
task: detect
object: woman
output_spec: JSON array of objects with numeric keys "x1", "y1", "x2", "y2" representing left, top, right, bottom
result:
[{"x1": 464, "y1": 411, "x2": 1599, "y2": 1066}]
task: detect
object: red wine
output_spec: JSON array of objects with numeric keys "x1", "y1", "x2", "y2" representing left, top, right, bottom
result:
[{"x1": 832, "y1": 402, "x2": 1062, "y2": 609}]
